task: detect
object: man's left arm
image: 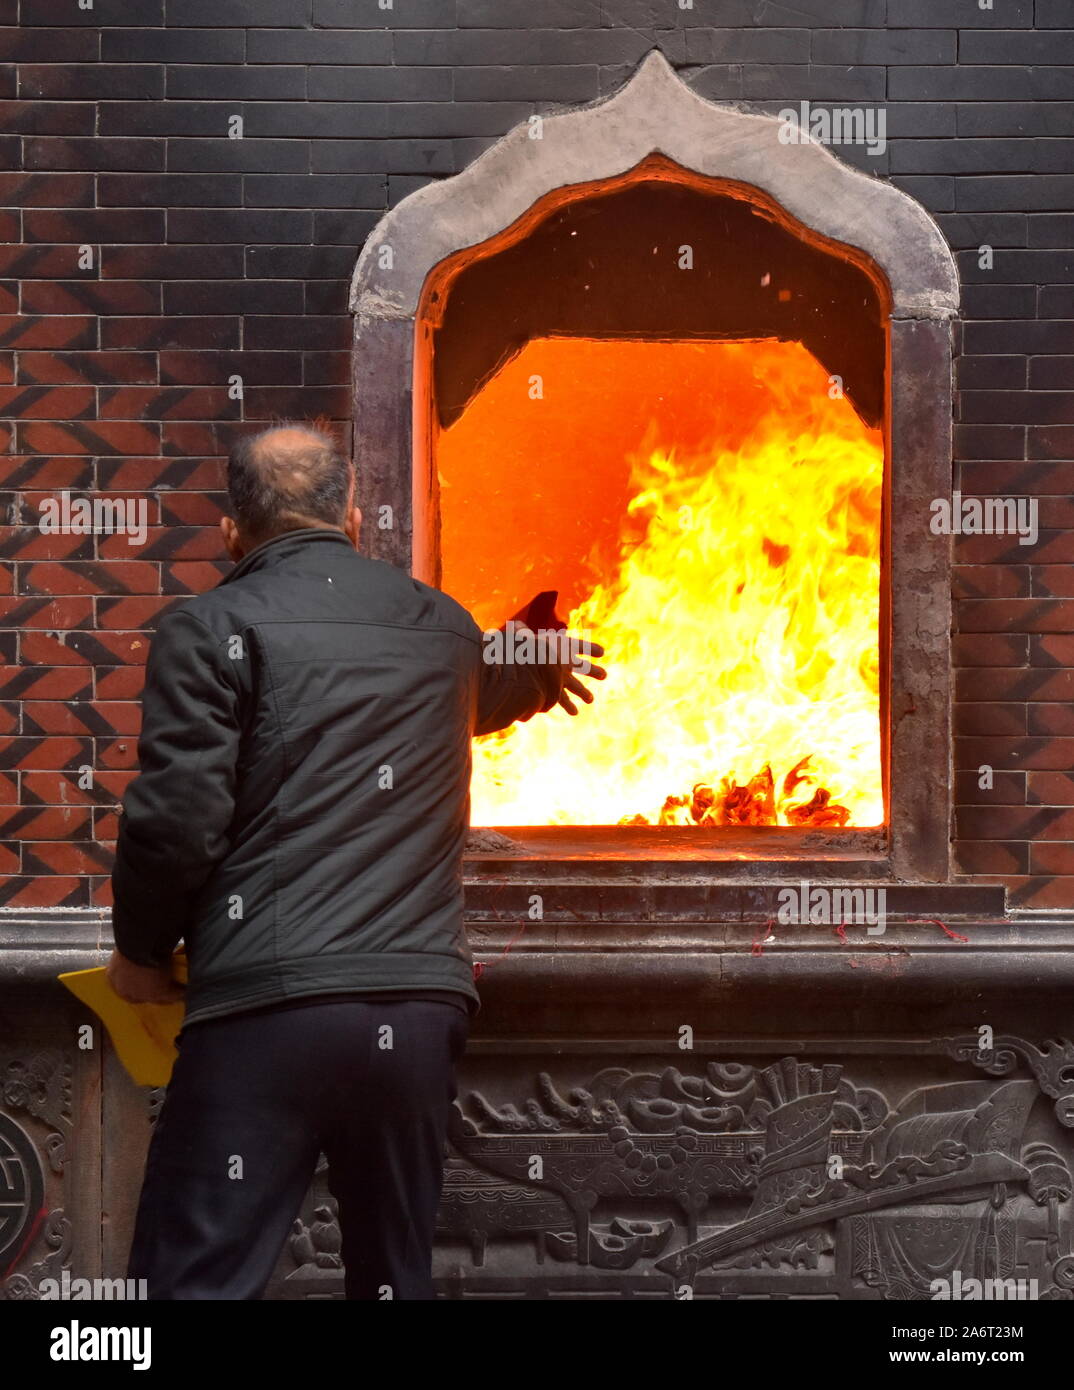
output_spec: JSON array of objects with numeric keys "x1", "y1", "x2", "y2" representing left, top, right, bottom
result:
[{"x1": 109, "y1": 606, "x2": 242, "y2": 995}]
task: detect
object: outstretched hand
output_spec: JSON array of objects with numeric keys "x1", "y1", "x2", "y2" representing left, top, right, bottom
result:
[{"x1": 555, "y1": 634, "x2": 606, "y2": 716}]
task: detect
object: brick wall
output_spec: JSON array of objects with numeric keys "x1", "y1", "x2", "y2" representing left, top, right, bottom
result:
[{"x1": 2, "y1": 1, "x2": 1072, "y2": 910}]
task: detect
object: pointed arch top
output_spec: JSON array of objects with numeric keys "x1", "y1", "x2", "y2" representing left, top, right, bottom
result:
[{"x1": 350, "y1": 51, "x2": 958, "y2": 323}]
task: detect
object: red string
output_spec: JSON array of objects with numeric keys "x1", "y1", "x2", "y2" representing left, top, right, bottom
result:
[{"x1": 472, "y1": 916, "x2": 530, "y2": 980}]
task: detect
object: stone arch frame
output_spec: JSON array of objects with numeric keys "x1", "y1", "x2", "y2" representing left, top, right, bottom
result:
[{"x1": 349, "y1": 51, "x2": 959, "y2": 882}]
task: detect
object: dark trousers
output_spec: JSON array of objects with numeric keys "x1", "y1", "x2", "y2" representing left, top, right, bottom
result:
[{"x1": 128, "y1": 997, "x2": 468, "y2": 1300}]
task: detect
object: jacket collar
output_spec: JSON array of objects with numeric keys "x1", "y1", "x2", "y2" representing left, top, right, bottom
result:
[{"x1": 220, "y1": 527, "x2": 354, "y2": 586}]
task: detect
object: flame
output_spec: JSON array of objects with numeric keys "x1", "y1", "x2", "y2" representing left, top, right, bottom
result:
[{"x1": 437, "y1": 338, "x2": 884, "y2": 827}]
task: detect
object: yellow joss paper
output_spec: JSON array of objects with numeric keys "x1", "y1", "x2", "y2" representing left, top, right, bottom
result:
[{"x1": 58, "y1": 952, "x2": 187, "y2": 1088}]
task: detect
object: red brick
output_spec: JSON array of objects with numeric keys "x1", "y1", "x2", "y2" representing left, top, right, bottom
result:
[
  {"x1": 1029, "y1": 843, "x2": 1074, "y2": 874},
  {"x1": 20, "y1": 561, "x2": 161, "y2": 597},
  {"x1": 0, "y1": 735, "x2": 92, "y2": 769},
  {"x1": 0, "y1": 595, "x2": 93, "y2": 627},
  {"x1": 20, "y1": 630, "x2": 150, "y2": 667},
  {"x1": 17, "y1": 351, "x2": 158, "y2": 386},
  {"x1": 163, "y1": 561, "x2": 229, "y2": 594},
  {"x1": 21, "y1": 769, "x2": 130, "y2": 806},
  {"x1": 96, "y1": 596, "x2": 172, "y2": 628},
  {"x1": 102, "y1": 316, "x2": 239, "y2": 351},
  {"x1": 1029, "y1": 705, "x2": 1074, "y2": 736},
  {"x1": 0, "y1": 805, "x2": 91, "y2": 838},
  {"x1": 1031, "y1": 634, "x2": 1074, "y2": 666},
  {"x1": 956, "y1": 805, "x2": 1074, "y2": 840},
  {"x1": 94, "y1": 666, "x2": 145, "y2": 699},
  {"x1": 97, "y1": 738, "x2": 138, "y2": 769},
  {"x1": 954, "y1": 703, "x2": 1026, "y2": 736},
  {"x1": 94, "y1": 808, "x2": 120, "y2": 841},
  {"x1": 0, "y1": 350, "x2": 11, "y2": 383},
  {"x1": 22, "y1": 840, "x2": 112, "y2": 876},
  {"x1": 957, "y1": 599, "x2": 1074, "y2": 633},
  {"x1": 0, "y1": 874, "x2": 89, "y2": 907},
  {"x1": 955, "y1": 633, "x2": 1030, "y2": 667},
  {"x1": 23, "y1": 700, "x2": 141, "y2": 736},
  {"x1": 0, "y1": 171, "x2": 95, "y2": 208},
  {"x1": 954, "y1": 840, "x2": 1029, "y2": 875},
  {"x1": 99, "y1": 527, "x2": 224, "y2": 561},
  {"x1": 0, "y1": 315, "x2": 96, "y2": 349},
  {"x1": 0, "y1": 666, "x2": 90, "y2": 700},
  {"x1": 0, "y1": 841, "x2": 18, "y2": 874},
  {"x1": 19, "y1": 281, "x2": 160, "y2": 316},
  {"x1": 1005, "y1": 877, "x2": 1074, "y2": 911},
  {"x1": 158, "y1": 491, "x2": 228, "y2": 525},
  {"x1": 90, "y1": 876, "x2": 114, "y2": 908},
  {"x1": 957, "y1": 737, "x2": 1074, "y2": 770},
  {"x1": 952, "y1": 565, "x2": 1028, "y2": 598},
  {"x1": 17, "y1": 420, "x2": 161, "y2": 455},
  {"x1": 1028, "y1": 772, "x2": 1074, "y2": 805},
  {"x1": 0, "y1": 528, "x2": 94, "y2": 561},
  {"x1": 0, "y1": 386, "x2": 93, "y2": 417},
  {"x1": 98, "y1": 387, "x2": 238, "y2": 421},
  {"x1": 0, "y1": 771, "x2": 16, "y2": 803},
  {"x1": 955, "y1": 667, "x2": 1074, "y2": 700}
]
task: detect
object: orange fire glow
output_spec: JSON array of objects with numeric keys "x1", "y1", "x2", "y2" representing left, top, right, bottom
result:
[{"x1": 436, "y1": 337, "x2": 884, "y2": 827}]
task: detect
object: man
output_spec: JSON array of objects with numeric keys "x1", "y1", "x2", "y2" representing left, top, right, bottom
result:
[{"x1": 108, "y1": 423, "x2": 604, "y2": 1299}]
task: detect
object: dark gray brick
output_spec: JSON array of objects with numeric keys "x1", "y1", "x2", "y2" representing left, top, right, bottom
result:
[
  {"x1": 387, "y1": 173, "x2": 439, "y2": 206},
  {"x1": 746, "y1": 0, "x2": 885, "y2": 21},
  {"x1": 164, "y1": 279, "x2": 305, "y2": 315},
  {"x1": 683, "y1": 29, "x2": 811, "y2": 63},
  {"x1": 958, "y1": 357, "x2": 1027, "y2": 390},
  {"x1": 167, "y1": 208, "x2": 313, "y2": 244},
  {"x1": 1030, "y1": 358, "x2": 1074, "y2": 389},
  {"x1": 304, "y1": 279, "x2": 350, "y2": 314},
  {"x1": 936, "y1": 213, "x2": 1028, "y2": 248},
  {"x1": 101, "y1": 29, "x2": 245, "y2": 63},
  {"x1": 958, "y1": 177, "x2": 1074, "y2": 213},
  {"x1": 739, "y1": 64, "x2": 886, "y2": 101},
  {"x1": 314, "y1": 0, "x2": 456, "y2": 25},
  {"x1": 25, "y1": 136, "x2": 165, "y2": 172},
  {"x1": 311, "y1": 139, "x2": 453, "y2": 174},
  {"x1": 960, "y1": 250, "x2": 1074, "y2": 283},
  {"x1": 953, "y1": 425, "x2": 1026, "y2": 461},
  {"x1": 246, "y1": 29, "x2": 391, "y2": 63},
  {"x1": 99, "y1": 173, "x2": 242, "y2": 207},
  {"x1": 1039, "y1": 287, "x2": 1074, "y2": 319},
  {"x1": 892, "y1": 68, "x2": 1074, "y2": 101},
  {"x1": 21, "y1": 0, "x2": 164, "y2": 22},
  {"x1": 887, "y1": 0, "x2": 1031, "y2": 23},
  {"x1": 0, "y1": 99, "x2": 96, "y2": 137},
  {"x1": 0, "y1": 28, "x2": 99, "y2": 61},
  {"x1": 453, "y1": 65, "x2": 601, "y2": 102},
  {"x1": 244, "y1": 173, "x2": 385, "y2": 208},
  {"x1": 965, "y1": 321, "x2": 1074, "y2": 355},
  {"x1": 309, "y1": 67, "x2": 452, "y2": 101},
  {"x1": 99, "y1": 102, "x2": 229, "y2": 137},
  {"x1": 246, "y1": 245, "x2": 357, "y2": 279},
  {"x1": 888, "y1": 174, "x2": 956, "y2": 213},
  {"x1": 958, "y1": 104, "x2": 1074, "y2": 138},
  {"x1": 168, "y1": 139, "x2": 310, "y2": 173},
  {"x1": 254, "y1": 100, "x2": 532, "y2": 141},
  {"x1": 458, "y1": 0, "x2": 600, "y2": 25},
  {"x1": 891, "y1": 139, "x2": 1074, "y2": 176},
  {"x1": 164, "y1": 0, "x2": 311, "y2": 24},
  {"x1": 1029, "y1": 426, "x2": 1074, "y2": 460},
  {"x1": 1029, "y1": 215, "x2": 1074, "y2": 249},
  {"x1": 961, "y1": 31, "x2": 1074, "y2": 65},
  {"x1": 393, "y1": 27, "x2": 654, "y2": 65},
  {"x1": 312, "y1": 208, "x2": 381, "y2": 245},
  {"x1": 167, "y1": 66, "x2": 307, "y2": 101},
  {"x1": 812, "y1": 28, "x2": 955, "y2": 64},
  {"x1": 682, "y1": 66, "x2": 744, "y2": 101},
  {"x1": 245, "y1": 316, "x2": 350, "y2": 351},
  {"x1": 962, "y1": 285, "x2": 1037, "y2": 320},
  {"x1": 19, "y1": 64, "x2": 163, "y2": 101},
  {"x1": 1037, "y1": 0, "x2": 1074, "y2": 26}
]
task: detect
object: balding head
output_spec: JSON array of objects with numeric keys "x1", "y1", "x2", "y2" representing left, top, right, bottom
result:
[{"x1": 223, "y1": 423, "x2": 359, "y2": 558}]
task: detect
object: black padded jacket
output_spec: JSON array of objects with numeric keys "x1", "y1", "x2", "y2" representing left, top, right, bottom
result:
[{"x1": 110, "y1": 528, "x2": 563, "y2": 1027}]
